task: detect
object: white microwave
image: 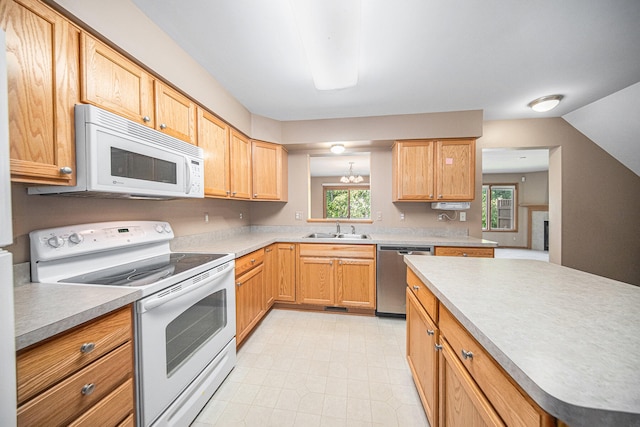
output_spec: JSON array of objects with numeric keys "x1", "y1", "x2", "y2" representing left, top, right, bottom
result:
[{"x1": 29, "y1": 104, "x2": 204, "y2": 199}]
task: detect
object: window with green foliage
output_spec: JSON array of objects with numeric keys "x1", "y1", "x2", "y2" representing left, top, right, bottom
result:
[
  {"x1": 324, "y1": 186, "x2": 371, "y2": 219},
  {"x1": 482, "y1": 184, "x2": 517, "y2": 231}
]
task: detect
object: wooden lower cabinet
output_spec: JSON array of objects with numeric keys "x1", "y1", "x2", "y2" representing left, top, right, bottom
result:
[
  {"x1": 16, "y1": 306, "x2": 134, "y2": 426},
  {"x1": 439, "y1": 339, "x2": 504, "y2": 427},
  {"x1": 407, "y1": 268, "x2": 556, "y2": 427},
  {"x1": 235, "y1": 249, "x2": 265, "y2": 346},
  {"x1": 406, "y1": 288, "x2": 439, "y2": 427},
  {"x1": 273, "y1": 243, "x2": 297, "y2": 302},
  {"x1": 434, "y1": 246, "x2": 495, "y2": 258},
  {"x1": 297, "y1": 244, "x2": 375, "y2": 309}
]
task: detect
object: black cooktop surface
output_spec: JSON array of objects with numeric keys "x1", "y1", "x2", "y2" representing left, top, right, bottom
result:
[{"x1": 60, "y1": 253, "x2": 228, "y2": 287}]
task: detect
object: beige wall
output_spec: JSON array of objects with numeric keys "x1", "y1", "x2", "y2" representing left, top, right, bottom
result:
[
  {"x1": 7, "y1": 184, "x2": 251, "y2": 263},
  {"x1": 481, "y1": 119, "x2": 640, "y2": 285},
  {"x1": 482, "y1": 171, "x2": 549, "y2": 248}
]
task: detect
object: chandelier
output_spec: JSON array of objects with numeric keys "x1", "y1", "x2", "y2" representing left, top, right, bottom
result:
[{"x1": 340, "y1": 162, "x2": 364, "y2": 183}]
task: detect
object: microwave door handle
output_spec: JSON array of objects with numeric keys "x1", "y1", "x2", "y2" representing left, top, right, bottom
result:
[{"x1": 184, "y1": 156, "x2": 192, "y2": 194}]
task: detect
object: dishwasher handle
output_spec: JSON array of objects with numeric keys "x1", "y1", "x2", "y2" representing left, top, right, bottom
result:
[{"x1": 399, "y1": 251, "x2": 432, "y2": 256}]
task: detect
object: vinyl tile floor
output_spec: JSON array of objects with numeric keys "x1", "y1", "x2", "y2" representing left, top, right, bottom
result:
[{"x1": 192, "y1": 309, "x2": 428, "y2": 427}]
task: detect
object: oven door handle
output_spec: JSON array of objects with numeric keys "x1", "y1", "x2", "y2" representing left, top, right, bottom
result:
[{"x1": 141, "y1": 263, "x2": 231, "y2": 312}]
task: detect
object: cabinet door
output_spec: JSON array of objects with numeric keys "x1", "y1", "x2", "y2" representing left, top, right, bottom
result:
[
  {"x1": 154, "y1": 80, "x2": 196, "y2": 144},
  {"x1": 392, "y1": 140, "x2": 435, "y2": 201},
  {"x1": 439, "y1": 340, "x2": 504, "y2": 427},
  {"x1": 81, "y1": 33, "x2": 154, "y2": 127},
  {"x1": 335, "y1": 258, "x2": 375, "y2": 308},
  {"x1": 197, "y1": 108, "x2": 230, "y2": 197},
  {"x1": 229, "y1": 128, "x2": 252, "y2": 199},
  {"x1": 275, "y1": 243, "x2": 296, "y2": 302},
  {"x1": 407, "y1": 289, "x2": 439, "y2": 427},
  {"x1": 435, "y1": 139, "x2": 475, "y2": 201},
  {"x1": 1, "y1": 0, "x2": 79, "y2": 185},
  {"x1": 263, "y1": 244, "x2": 277, "y2": 309},
  {"x1": 252, "y1": 140, "x2": 282, "y2": 200},
  {"x1": 298, "y1": 256, "x2": 334, "y2": 305},
  {"x1": 235, "y1": 265, "x2": 264, "y2": 345}
]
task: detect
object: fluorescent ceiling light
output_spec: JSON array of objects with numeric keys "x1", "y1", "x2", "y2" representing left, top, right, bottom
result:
[
  {"x1": 291, "y1": 0, "x2": 361, "y2": 90},
  {"x1": 528, "y1": 95, "x2": 564, "y2": 112},
  {"x1": 330, "y1": 144, "x2": 345, "y2": 154}
]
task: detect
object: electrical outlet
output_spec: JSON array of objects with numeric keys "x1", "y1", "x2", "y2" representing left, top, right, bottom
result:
[
  {"x1": 295, "y1": 211, "x2": 303, "y2": 220},
  {"x1": 239, "y1": 212, "x2": 243, "y2": 219},
  {"x1": 438, "y1": 214, "x2": 445, "y2": 221},
  {"x1": 204, "y1": 212, "x2": 209, "y2": 223},
  {"x1": 376, "y1": 211, "x2": 382, "y2": 221},
  {"x1": 460, "y1": 212, "x2": 466, "y2": 222},
  {"x1": 400, "y1": 213, "x2": 405, "y2": 221}
]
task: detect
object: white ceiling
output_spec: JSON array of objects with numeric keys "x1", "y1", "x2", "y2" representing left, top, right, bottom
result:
[
  {"x1": 482, "y1": 149, "x2": 548, "y2": 174},
  {"x1": 309, "y1": 154, "x2": 370, "y2": 177},
  {"x1": 130, "y1": 0, "x2": 640, "y2": 175}
]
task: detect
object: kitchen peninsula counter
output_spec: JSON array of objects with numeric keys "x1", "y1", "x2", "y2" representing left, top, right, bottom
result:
[{"x1": 404, "y1": 256, "x2": 640, "y2": 427}]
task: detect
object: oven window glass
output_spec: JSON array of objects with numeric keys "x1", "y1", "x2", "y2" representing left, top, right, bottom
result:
[
  {"x1": 111, "y1": 147, "x2": 177, "y2": 184},
  {"x1": 165, "y1": 289, "x2": 227, "y2": 376}
]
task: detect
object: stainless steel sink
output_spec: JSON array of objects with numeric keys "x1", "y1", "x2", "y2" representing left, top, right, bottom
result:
[
  {"x1": 336, "y1": 233, "x2": 370, "y2": 239},
  {"x1": 304, "y1": 232, "x2": 370, "y2": 240}
]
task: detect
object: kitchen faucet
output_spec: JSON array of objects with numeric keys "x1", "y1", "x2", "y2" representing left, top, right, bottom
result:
[
  {"x1": 336, "y1": 220, "x2": 340, "y2": 234},
  {"x1": 351, "y1": 225, "x2": 356, "y2": 234}
]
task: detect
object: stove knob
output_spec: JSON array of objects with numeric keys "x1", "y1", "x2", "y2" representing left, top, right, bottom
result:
[
  {"x1": 47, "y1": 236, "x2": 64, "y2": 248},
  {"x1": 163, "y1": 224, "x2": 172, "y2": 234},
  {"x1": 154, "y1": 224, "x2": 164, "y2": 233},
  {"x1": 68, "y1": 232, "x2": 84, "y2": 245}
]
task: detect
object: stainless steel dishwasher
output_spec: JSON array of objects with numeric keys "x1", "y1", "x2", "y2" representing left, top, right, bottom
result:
[{"x1": 376, "y1": 245, "x2": 433, "y2": 317}]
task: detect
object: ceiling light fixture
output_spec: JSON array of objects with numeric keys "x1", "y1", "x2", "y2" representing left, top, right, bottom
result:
[
  {"x1": 330, "y1": 144, "x2": 346, "y2": 154},
  {"x1": 291, "y1": 0, "x2": 362, "y2": 90},
  {"x1": 528, "y1": 95, "x2": 564, "y2": 112},
  {"x1": 340, "y1": 162, "x2": 364, "y2": 183}
]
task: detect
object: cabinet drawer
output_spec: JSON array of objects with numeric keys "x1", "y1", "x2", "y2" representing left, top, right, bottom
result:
[
  {"x1": 407, "y1": 267, "x2": 438, "y2": 322},
  {"x1": 68, "y1": 378, "x2": 134, "y2": 427},
  {"x1": 235, "y1": 248, "x2": 265, "y2": 277},
  {"x1": 18, "y1": 342, "x2": 133, "y2": 427},
  {"x1": 17, "y1": 306, "x2": 132, "y2": 404},
  {"x1": 434, "y1": 246, "x2": 494, "y2": 258},
  {"x1": 440, "y1": 306, "x2": 552, "y2": 427},
  {"x1": 298, "y1": 243, "x2": 375, "y2": 259}
]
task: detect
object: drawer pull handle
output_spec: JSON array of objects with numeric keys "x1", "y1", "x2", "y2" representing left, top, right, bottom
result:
[
  {"x1": 461, "y1": 349, "x2": 474, "y2": 360},
  {"x1": 80, "y1": 343, "x2": 95, "y2": 354},
  {"x1": 81, "y1": 383, "x2": 95, "y2": 396},
  {"x1": 426, "y1": 329, "x2": 435, "y2": 336},
  {"x1": 412, "y1": 285, "x2": 419, "y2": 291},
  {"x1": 250, "y1": 259, "x2": 256, "y2": 264},
  {"x1": 434, "y1": 344, "x2": 443, "y2": 351}
]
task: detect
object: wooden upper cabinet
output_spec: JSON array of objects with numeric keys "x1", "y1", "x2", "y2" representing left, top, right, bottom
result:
[
  {"x1": 251, "y1": 139, "x2": 288, "y2": 201},
  {"x1": 435, "y1": 139, "x2": 475, "y2": 201},
  {"x1": 80, "y1": 32, "x2": 155, "y2": 128},
  {"x1": 393, "y1": 140, "x2": 435, "y2": 201},
  {"x1": 197, "y1": 107, "x2": 230, "y2": 198},
  {"x1": 229, "y1": 129, "x2": 252, "y2": 199},
  {"x1": 154, "y1": 80, "x2": 196, "y2": 144},
  {"x1": 393, "y1": 138, "x2": 475, "y2": 202},
  {"x1": 1, "y1": 0, "x2": 79, "y2": 185}
]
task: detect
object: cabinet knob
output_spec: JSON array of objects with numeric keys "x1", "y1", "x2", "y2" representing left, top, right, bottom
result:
[
  {"x1": 253, "y1": 194, "x2": 258, "y2": 197},
  {"x1": 236, "y1": 282, "x2": 242, "y2": 287},
  {"x1": 160, "y1": 123, "x2": 167, "y2": 130},
  {"x1": 81, "y1": 383, "x2": 96, "y2": 396},
  {"x1": 60, "y1": 166, "x2": 73, "y2": 174},
  {"x1": 265, "y1": 248, "x2": 272, "y2": 253},
  {"x1": 226, "y1": 191, "x2": 231, "y2": 195},
  {"x1": 289, "y1": 245, "x2": 294, "y2": 250},
  {"x1": 142, "y1": 116, "x2": 151, "y2": 123},
  {"x1": 462, "y1": 253, "x2": 468, "y2": 257},
  {"x1": 232, "y1": 192, "x2": 237, "y2": 196},
  {"x1": 412, "y1": 285, "x2": 420, "y2": 291},
  {"x1": 461, "y1": 349, "x2": 474, "y2": 360},
  {"x1": 438, "y1": 194, "x2": 443, "y2": 199},
  {"x1": 434, "y1": 344, "x2": 443, "y2": 351},
  {"x1": 80, "y1": 342, "x2": 95, "y2": 353},
  {"x1": 426, "y1": 329, "x2": 435, "y2": 336}
]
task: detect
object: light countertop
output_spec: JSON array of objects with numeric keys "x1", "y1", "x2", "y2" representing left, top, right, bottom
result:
[
  {"x1": 14, "y1": 229, "x2": 494, "y2": 349},
  {"x1": 404, "y1": 256, "x2": 640, "y2": 427}
]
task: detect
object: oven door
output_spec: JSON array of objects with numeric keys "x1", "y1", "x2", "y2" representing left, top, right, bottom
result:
[{"x1": 136, "y1": 261, "x2": 235, "y2": 426}]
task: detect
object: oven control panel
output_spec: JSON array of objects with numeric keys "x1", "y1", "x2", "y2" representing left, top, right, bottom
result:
[{"x1": 30, "y1": 221, "x2": 175, "y2": 262}]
